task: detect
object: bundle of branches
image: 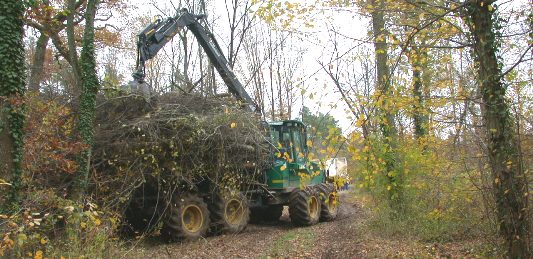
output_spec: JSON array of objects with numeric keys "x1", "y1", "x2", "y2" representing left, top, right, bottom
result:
[{"x1": 91, "y1": 92, "x2": 270, "y2": 213}]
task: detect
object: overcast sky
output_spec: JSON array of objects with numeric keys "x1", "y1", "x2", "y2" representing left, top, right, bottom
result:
[
  {"x1": 99, "y1": 0, "x2": 530, "y2": 134},
  {"x1": 102, "y1": 0, "x2": 370, "y2": 132}
]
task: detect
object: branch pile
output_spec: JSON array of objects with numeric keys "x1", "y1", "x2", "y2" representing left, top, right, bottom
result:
[{"x1": 91, "y1": 93, "x2": 270, "y2": 212}]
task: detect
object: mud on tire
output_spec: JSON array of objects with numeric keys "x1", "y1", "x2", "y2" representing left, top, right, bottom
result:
[
  {"x1": 162, "y1": 193, "x2": 210, "y2": 241},
  {"x1": 289, "y1": 186, "x2": 321, "y2": 226},
  {"x1": 208, "y1": 192, "x2": 250, "y2": 234}
]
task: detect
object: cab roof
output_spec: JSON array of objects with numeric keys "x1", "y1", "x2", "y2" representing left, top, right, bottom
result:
[{"x1": 268, "y1": 120, "x2": 306, "y2": 127}]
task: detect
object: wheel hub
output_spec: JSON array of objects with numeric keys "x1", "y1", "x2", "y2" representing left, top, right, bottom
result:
[
  {"x1": 181, "y1": 204, "x2": 204, "y2": 233},
  {"x1": 327, "y1": 192, "x2": 338, "y2": 212},
  {"x1": 225, "y1": 198, "x2": 244, "y2": 225},
  {"x1": 308, "y1": 196, "x2": 319, "y2": 219}
]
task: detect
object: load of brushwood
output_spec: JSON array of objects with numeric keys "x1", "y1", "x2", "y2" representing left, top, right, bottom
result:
[{"x1": 91, "y1": 92, "x2": 271, "y2": 227}]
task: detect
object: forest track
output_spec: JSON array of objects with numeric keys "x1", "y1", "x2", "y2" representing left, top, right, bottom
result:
[{"x1": 125, "y1": 192, "x2": 366, "y2": 259}]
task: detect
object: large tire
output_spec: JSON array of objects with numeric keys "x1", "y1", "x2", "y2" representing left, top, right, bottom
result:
[
  {"x1": 316, "y1": 183, "x2": 339, "y2": 222},
  {"x1": 162, "y1": 193, "x2": 210, "y2": 241},
  {"x1": 289, "y1": 187, "x2": 321, "y2": 226},
  {"x1": 208, "y1": 192, "x2": 250, "y2": 234}
]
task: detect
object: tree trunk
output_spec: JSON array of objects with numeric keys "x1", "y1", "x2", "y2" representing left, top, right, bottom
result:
[
  {"x1": 268, "y1": 32, "x2": 275, "y2": 120},
  {"x1": 408, "y1": 46, "x2": 429, "y2": 139},
  {"x1": 225, "y1": 0, "x2": 251, "y2": 69},
  {"x1": 227, "y1": 0, "x2": 238, "y2": 68},
  {"x1": 72, "y1": 0, "x2": 99, "y2": 201},
  {"x1": 180, "y1": 31, "x2": 191, "y2": 91},
  {"x1": 370, "y1": 0, "x2": 401, "y2": 208},
  {"x1": 66, "y1": 0, "x2": 82, "y2": 89},
  {"x1": 28, "y1": 33, "x2": 50, "y2": 92},
  {"x1": 0, "y1": 0, "x2": 26, "y2": 212},
  {"x1": 276, "y1": 58, "x2": 283, "y2": 119},
  {"x1": 466, "y1": 0, "x2": 529, "y2": 256}
]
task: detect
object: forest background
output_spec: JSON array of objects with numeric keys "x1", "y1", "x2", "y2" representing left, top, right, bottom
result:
[{"x1": 0, "y1": 0, "x2": 532, "y2": 257}]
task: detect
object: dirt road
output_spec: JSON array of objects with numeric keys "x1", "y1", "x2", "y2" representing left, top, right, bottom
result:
[
  {"x1": 122, "y1": 193, "x2": 490, "y2": 258},
  {"x1": 125, "y1": 193, "x2": 368, "y2": 259}
]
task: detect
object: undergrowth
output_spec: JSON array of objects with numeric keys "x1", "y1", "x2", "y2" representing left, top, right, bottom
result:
[{"x1": 352, "y1": 188, "x2": 503, "y2": 257}]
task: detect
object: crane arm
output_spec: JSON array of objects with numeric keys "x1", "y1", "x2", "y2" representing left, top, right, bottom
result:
[{"x1": 133, "y1": 8, "x2": 259, "y2": 113}]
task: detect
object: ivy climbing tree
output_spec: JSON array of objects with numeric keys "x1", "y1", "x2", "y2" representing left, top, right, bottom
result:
[
  {"x1": 464, "y1": 0, "x2": 530, "y2": 256},
  {"x1": 72, "y1": 0, "x2": 100, "y2": 201},
  {"x1": 369, "y1": 0, "x2": 403, "y2": 212},
  {"x1": 0, "y1": 0, "x2": 26, "y2": 212}
]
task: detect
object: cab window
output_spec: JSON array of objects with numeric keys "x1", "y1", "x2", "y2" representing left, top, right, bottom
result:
[{"x1": 291, "y1": 127, "x2": 305, "y2": 163}]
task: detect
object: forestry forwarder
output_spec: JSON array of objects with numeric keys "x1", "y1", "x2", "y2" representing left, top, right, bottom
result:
[{"x1": 127, "y1": 8, "x2": 339, "y2": 240}]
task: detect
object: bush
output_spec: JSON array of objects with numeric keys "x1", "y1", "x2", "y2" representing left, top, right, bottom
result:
[
  {"x1": 0, "y1": 190, "x2": 119, "y2": 258},
  {"x1": 350, "y1": 135, "x2": 496, "y2": 242},
  {"x1": 23, "y1": 93, "x2": 85, "y2": 185}
]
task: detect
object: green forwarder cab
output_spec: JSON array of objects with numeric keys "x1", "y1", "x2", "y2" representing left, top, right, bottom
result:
[{"x1": 248, "y1": 120, "x2": 339, "y2": 226}]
